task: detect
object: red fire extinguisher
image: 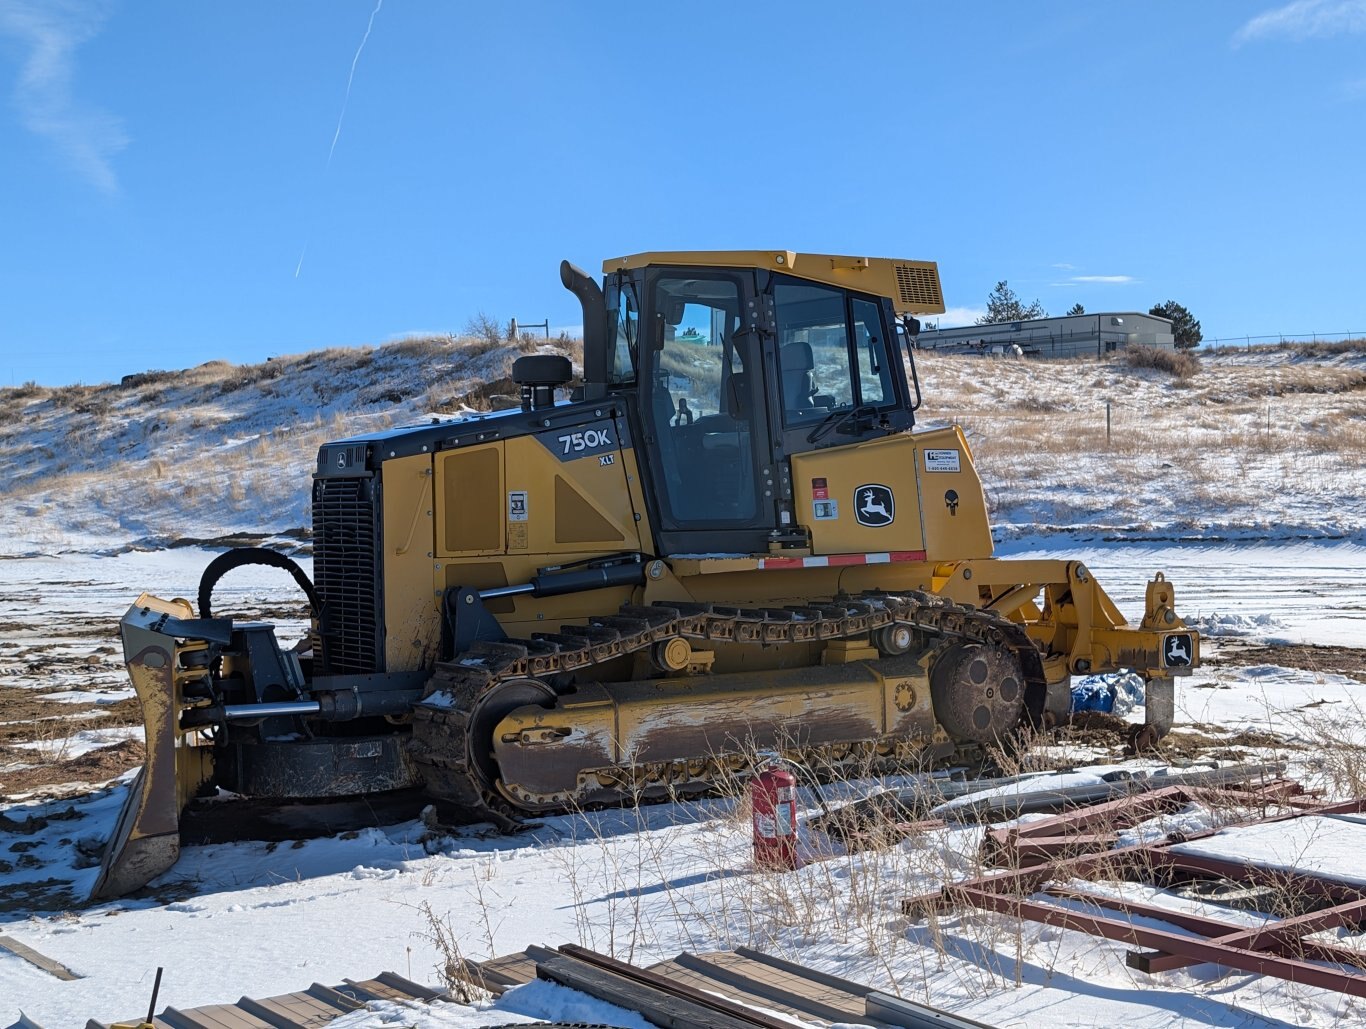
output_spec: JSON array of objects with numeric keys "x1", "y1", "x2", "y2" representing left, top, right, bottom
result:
[{"x1": 750, "y1": 757, "x2": 799, "y2": 871}]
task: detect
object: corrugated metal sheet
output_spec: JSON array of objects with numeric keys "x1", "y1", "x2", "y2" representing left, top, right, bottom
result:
[{"x1": 62, "y1": 972, "x2": 447, "y2": 1029}]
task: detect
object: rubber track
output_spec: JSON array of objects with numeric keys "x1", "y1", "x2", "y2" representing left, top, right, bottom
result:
[{"x1": 409, "y1": 589, "x2": 1047, "y2": 824}]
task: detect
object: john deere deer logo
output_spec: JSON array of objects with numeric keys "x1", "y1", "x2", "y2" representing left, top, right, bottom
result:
[
  {"x1": 854, "y1": 484, "x2": 895, "y2": 527},
  {"x1": 1165, "y1": 634, "x2": 1192, "y2": 667}
]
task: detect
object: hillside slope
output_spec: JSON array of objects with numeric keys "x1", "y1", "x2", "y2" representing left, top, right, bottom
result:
[{"x1": 2, "y1": 338, "x2": 1363, "y2": 556}]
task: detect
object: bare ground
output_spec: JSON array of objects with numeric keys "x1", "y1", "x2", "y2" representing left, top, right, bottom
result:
[
  {"x1": 0, "y1": 738, "x2": 145, "y2": 795},
  {"x1": 1207, "y1": 641, "x2": 1366, "y2": 683}
]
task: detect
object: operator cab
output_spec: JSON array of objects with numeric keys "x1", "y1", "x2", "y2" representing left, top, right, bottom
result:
[{"x1": 577, "y1": 252, "x2": 940, "y2": 556}]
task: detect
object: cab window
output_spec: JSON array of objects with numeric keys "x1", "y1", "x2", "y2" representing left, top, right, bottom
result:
[
  {"x1": 852, "y1": 297, "x2": 893, "y2": 404},
  {"x1": 607, "y1": 281, "x2": 638, "y2": 384},
  {"x1": 774, "y1": 280, "x2": 895, "y2": 425}
]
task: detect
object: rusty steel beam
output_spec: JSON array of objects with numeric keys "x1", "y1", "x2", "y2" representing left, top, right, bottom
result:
[
  {"x1": 980, "y1": 788, "x2": 1189, "y2": 867},
  {"x1": 1044, "y1": 885, "x2": 1243, "y2": 936},
  {"x1": 982, "y1": 780, "x2": 1323, "y2": 870},
  {"x1": 1010, "y1": 786, "x2": 1192, "y2": 840},
  {"x1": 910, "y1": 799, "x2": 1366, "y2": 916},
  {"x1": 951, "y1": 886, "x2": 1366, "y2": 999},
  {"x1": 1008, "y1": 833, "x2": 1120, "y2": 866},
  {"x1": 903, "y1": 843, "x2": 1169, "y2": 917},
  {"x1": 964, "y1": 798, "x2": 1366, "y2": 903},
  {"x1": 1045, "y1": 886, "x2": 1366, "y2": 973},
  {"x1": 905, "y1": 794, "x2": 1366, "y2": 996},
  {"x1": 1145, "y1": 850, "x2": 1366, "y2": 907}
]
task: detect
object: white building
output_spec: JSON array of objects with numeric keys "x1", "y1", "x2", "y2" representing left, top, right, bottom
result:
[{"x1": 917, "y1": 312, "x2": 1175, "y2": 359}]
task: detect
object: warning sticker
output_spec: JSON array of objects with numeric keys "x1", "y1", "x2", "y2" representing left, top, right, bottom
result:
[
  {"x1": 924, "y1": 449, "x2": 961, "y2": 473},
  {"x1": 812, "y1": 499, "x2": 839, "y2": 521},
  {"x1": 508, "y1": 491, "x2": 529, "y2": 549},
  {"x1": 811, "y1": 477, "x2": 829, "y2": 500}
]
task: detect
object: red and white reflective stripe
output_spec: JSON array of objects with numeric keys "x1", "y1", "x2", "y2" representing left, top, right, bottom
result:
[{"x1": 756, "y1": 550, "x2": 928, "y2": 570}]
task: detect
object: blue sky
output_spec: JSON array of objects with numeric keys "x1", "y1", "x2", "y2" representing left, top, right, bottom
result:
[{"x1": 1, "y1": 1, "x2": 1364, "y2": 385}]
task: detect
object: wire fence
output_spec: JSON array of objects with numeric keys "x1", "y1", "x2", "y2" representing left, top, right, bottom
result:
[{"x1": 1203, "y1": 330, "x2": 1366, "y2": 352}]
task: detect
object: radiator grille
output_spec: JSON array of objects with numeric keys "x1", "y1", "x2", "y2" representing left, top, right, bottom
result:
[
  {"x1": 312, "y1": 476, "x2": 382, "y2": 673},
  {"x1": 894, "y1": 264, "x2": 944, "y2": 311}
]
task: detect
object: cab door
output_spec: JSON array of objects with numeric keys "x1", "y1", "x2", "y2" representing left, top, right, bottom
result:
[
  {"x1": 757, "y1": 275, "x2": 918, "y2": 551},
  {"x1": 637, "y1": 268, "x2": 777, "y2": 556}
]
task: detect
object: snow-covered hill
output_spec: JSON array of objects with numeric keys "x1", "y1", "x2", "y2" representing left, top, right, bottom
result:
[
  {"x1": 2, "y1": 338, "x2": 1362, "y2": 557},
  {"x1": 0, "y1": 335, "x2": 578, "y2": 556}
]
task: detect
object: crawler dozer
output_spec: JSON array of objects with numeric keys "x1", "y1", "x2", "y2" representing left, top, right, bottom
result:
[{"x1": 96, "y1": 250, "x2": 1200, "y2": 899}]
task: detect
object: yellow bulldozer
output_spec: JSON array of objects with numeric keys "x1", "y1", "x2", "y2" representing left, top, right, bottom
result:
[{"x1": 96, "y1": 250, "x2": 1199, "y2": 899}]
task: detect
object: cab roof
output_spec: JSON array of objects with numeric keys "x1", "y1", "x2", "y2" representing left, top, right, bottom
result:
[{"x1": 603, "y1": 250, "x2": 945, "y2": 315}]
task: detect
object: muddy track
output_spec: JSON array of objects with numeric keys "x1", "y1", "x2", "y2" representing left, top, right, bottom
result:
[{"x1": 412, "y1": 589, "x2": 1048, "y2": 821}]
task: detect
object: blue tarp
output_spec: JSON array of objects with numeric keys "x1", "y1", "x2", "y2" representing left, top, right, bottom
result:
[{"x1": 1071, "y1": 673, "x2": 1145, "y2": 715}]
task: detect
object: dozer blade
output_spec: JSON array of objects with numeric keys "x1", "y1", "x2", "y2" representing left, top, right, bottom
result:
[
  {"x1": 91, "y1": 594, "x2": 224, "y2": 901},
  {"x1": 90, "y1": 764, "x2": 178, "y2": 902}
]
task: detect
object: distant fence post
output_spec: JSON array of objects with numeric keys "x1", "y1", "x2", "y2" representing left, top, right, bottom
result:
[
  {"x1": 1106, "y1": 402, "x2": 1111, "y2": 445},
  {"x1": 515, "y1": 318, "x2": 551, "y2": 340}
]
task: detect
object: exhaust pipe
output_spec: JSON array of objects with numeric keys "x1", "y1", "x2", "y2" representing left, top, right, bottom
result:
[{"x1": 560, "y1": 260, "x2": 607, "y2": 399}]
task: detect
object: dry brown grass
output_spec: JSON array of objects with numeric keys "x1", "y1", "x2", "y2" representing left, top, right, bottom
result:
[
  {"x1": 1124, "y1": 344, "x2": 1201, "y2": 378},
  {"x1": 1265, "y1": 366, "x2": 1366, "y2": 395},
  {"x1": 915, "y1": 346, "x2": 1366, "y2": 528},
  {"x1": 4, "y1": 381, "x2": 46, "y2": 401},
  {"x1": 1211, "y1": 337, "x2": 1366, "y2": 359},
  {"x1": 384, "y1": 335, "x2": 455, "y2": 361}
]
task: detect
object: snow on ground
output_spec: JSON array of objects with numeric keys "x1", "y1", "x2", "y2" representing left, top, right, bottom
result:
[
  {"x1": 2, "y1": 344, "x2": 1365, "y2": 1027},
  {"x1": 8, "y1": 724, "x2": 141, "y2": 757},
  {"x1": 997, "y1": 537, "x2": 1366, "y2": 648},
  {"x1": 1173, "y1": 813, "x2": 1366, "y2": 888},
  {"x1": 0, "y1": 540, "x2": 1363, "y2": 1027}
]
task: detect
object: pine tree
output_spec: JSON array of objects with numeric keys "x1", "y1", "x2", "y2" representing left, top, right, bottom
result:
[
  {"x1": 1149, "y1": 301, "x2": 1203, "y2": 349},
  {"x1": 977, "y1": 281, "x2": 1046, "y2": 324}
]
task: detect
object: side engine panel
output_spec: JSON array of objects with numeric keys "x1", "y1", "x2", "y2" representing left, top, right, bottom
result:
[
  {"x1": 315, "y1": 405, "x2": 651, "y2": 678},
  {"x1": 790, "y1": 425, "x2": 993, "y2": 562}
]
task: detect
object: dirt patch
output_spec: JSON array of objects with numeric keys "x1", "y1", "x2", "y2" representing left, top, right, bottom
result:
[
  {"x1": 0, "y1": 738, "x2": 144, "y2": 794},
  {"x1": 0, "y1": 878, "x2": 80, "y2": 913},
  {"x1": 1052, "y1": 711, "x2": 1129, "y2": 756},
  {"x1": 0, "y1": 686, "x2": 140, "y2": 746},
  {"x1": 1209, "y1": 642, "x2": 1366, "y2": 683},
  {"x1": 206, "y1": 602, "x2": 311, "y2": 623},
  {"x1": 1054, "y1": 712, "x2": 1301, "y2": 764},
  {"x1": 1160, "y1": 724, "x2": 1299, "y2": 762}
]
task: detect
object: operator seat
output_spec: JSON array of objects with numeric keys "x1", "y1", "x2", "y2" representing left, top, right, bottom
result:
[{"x1": 779, "y1": 341, "x2": 818, "y2": 416}]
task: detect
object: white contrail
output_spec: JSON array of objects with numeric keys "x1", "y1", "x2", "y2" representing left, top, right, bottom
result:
[
  {"x1": 327, "y1": 0, "x2": 383, "y2": 169},
  {"x1": 298, "y1": 0, "x2": 383, "y2": 279}
]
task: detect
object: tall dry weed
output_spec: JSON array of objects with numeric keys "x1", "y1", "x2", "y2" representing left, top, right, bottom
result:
[{"x1": 1124, "y1": 345, "x2": 1201, "y2": 379}]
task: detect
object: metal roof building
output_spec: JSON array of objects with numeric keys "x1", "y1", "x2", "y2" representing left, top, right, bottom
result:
[{"x1": 917, "y1": 311, "x2": 1175, "y2": 359}]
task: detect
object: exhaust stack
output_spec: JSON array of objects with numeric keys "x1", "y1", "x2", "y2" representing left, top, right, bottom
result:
[{"x1": 560, "y1": 260, "x2": 607, "y2": 399}]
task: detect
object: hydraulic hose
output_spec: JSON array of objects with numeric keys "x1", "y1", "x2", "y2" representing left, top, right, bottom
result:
[{"x1": 197, "y1": 546, "x2": 321, "y2": 619}]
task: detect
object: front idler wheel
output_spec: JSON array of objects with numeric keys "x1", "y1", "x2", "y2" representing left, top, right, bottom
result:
[{"x1": 466, "y1": 676, "x2": 558, "y2": 795}]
